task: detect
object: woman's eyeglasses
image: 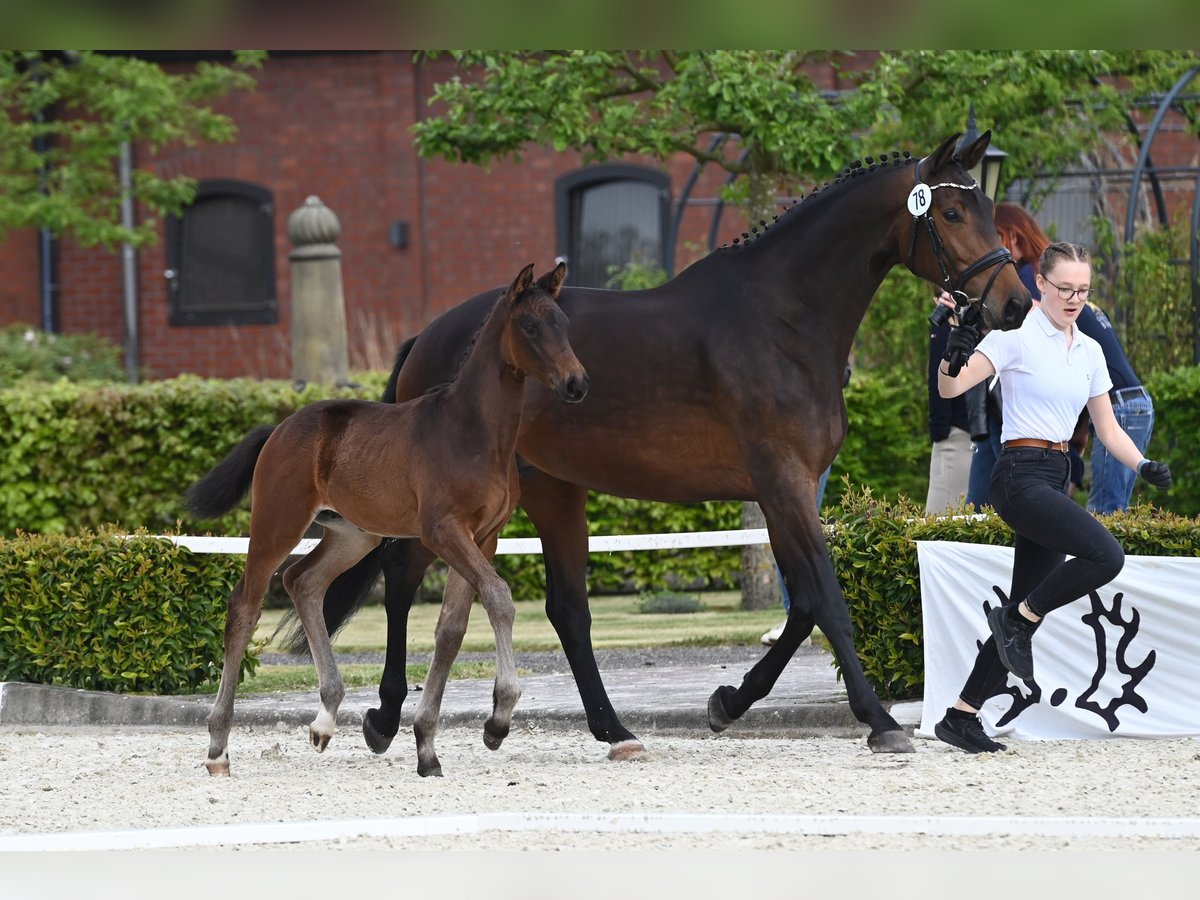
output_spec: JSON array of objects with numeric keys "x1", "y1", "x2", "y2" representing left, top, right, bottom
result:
[{"x1": 1042, "y1": 277, "x2": 1091, "y2": 302}]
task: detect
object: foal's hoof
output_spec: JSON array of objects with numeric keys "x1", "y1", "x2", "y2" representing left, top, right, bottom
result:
[
  {"x1": 607, "y1": 739, "x2": 648, "y2": 762},
  {"x1": 868, "y1": 729, "x2": 915, "y2": 754},
  {"x1": 205, "y1": 760, "x2": 230, "y2": 778},
  {"x1": 707, "y1": 686, "x2": 738, "y2": 733},
  {"x1": 482, "y1": 721, "x2": 509, "y2": 751},
  {"x1": 417, "y1": 762, "x2": 443, "y2": 778},
  {"x1": 309, "y1": 728, "x2": 332, "y2": 753},
  {"x1": 363, "y1": 708, "x2": 397, "y2": 755}
]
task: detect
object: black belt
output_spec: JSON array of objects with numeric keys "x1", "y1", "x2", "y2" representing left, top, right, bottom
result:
[{"x1": 1110, "y1": 385, "x2": 1149, "y2": 404}]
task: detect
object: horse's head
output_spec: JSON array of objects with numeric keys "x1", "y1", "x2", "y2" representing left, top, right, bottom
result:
[
  {"x1": 903, "y1": 133, "x2": 1032, "y2": 331},
  {"x1": 502, "y1": 261, "x2": 589, "y2": 403}
]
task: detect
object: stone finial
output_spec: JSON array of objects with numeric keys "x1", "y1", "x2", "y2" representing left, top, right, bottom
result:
[{"x1": 288, "y1": 195, "x2": 341, "y2": 255}]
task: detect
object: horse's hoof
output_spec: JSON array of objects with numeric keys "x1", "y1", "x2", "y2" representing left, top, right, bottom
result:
[
  {"x1": 868, "y1": 729, "x2": 915, "y2": 753},
  {"x1": 483, "y1": 721, "x2": 509, "y2": 751},
  {"x1": 418, "y1": 763, "x2": 443, "y2": 778},
  {"x1": 309, "y1": 728, "x2": 332, "y2": 753},
  {"x1": 205, "y1": 758, "x2": 230, "y2": 777},
  {"x1": 363, "y1": 709, "x2": 396, "y2": 755},
  {"x1": 707, "y1": 686, "x2": 738, "y2": 733},
  {"x1": 607, "y1": 739, "x2": 648, "y2": 762}
]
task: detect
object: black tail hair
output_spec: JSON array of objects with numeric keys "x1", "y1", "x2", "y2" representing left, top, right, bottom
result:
[
  {"x1": 274, "y1": 542, "x2": 386, "y2": 656},
  {"x1": 381, "y1": 335, "x2": 419, "y2": 404},
  {"x1": 184, "y1": 425, "x2": 275, "y2": 520}
]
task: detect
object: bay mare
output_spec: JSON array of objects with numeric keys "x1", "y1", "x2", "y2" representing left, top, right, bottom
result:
[
  {"x1": 302, "y1": 132, "x2": 1032, "y2": 761},
  {"x1": 187, "y1": 263, "x2": 586, "y2": 776}
]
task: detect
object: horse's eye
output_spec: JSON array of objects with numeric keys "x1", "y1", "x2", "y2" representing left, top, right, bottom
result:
[
  {"x1": 943, "y1": 208, "x2": 961, "y2": 222},
  {"x1": 522, "y1": 322, "x2": 539, "y2": 337}
]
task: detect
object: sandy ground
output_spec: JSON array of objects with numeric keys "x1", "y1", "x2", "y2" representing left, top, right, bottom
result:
[{"x1": 3, "y1": 722, "x2": 1200, "y2": 854}]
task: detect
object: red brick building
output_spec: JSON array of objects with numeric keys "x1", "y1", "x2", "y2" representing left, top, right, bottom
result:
[
  {"x1": 1, "y1": 51, "x2": 1195, "y2": 379},
  {"x1": 1, "y1": 51, "x2": 833, "y2": 379}
]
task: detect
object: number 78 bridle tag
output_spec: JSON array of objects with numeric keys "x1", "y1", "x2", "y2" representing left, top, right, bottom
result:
[{"x1": 907, "y1": 183, "x2": 932, "y2": 217}]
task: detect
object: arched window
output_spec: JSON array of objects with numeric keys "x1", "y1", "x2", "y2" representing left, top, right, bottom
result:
[
  {"x1": 555, "y1": 165, "x2": 670, "y2": 288},
  {"x1": 165, "y1": 179, "x2": 277, "y2": 326}
]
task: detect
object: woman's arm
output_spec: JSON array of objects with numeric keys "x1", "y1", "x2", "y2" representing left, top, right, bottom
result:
[
  {"x1": 938, "y1": 350, "x2": 995, "y2": 398},
  {"x1": 1086, "y1": 393, "x2": 1147, "y2": 471}
]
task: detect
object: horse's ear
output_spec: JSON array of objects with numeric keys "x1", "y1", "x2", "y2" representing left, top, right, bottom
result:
[
  {"x1": 927, "y1": 133, "x2": 962, "y2": 174},
  {"x1": 537, "y1": 261, "x2": 567, "y2": 298},
  {"x1": 956, "y1": 129, "x2": 991, "y2": 172},
  {"x1": 506, "y1": 263, "x2": 536, "y2": 303}
]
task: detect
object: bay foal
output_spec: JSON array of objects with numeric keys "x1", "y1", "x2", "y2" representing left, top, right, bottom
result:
[{"x1": 186, "y1": 262, "x2": 586, "y2": 776}]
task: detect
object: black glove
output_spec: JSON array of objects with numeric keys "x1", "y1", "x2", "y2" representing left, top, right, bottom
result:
[
  {"x1": 942, "y1": 324, "x2": 981, "y2": 376},
  {"x1": 1138, "y1": 459, "x2": 1172, "y2": 490}
]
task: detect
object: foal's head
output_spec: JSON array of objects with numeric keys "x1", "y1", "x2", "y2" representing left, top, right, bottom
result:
[{"x1": 501, "y1": 261, "x2": 588, "y2": 403}]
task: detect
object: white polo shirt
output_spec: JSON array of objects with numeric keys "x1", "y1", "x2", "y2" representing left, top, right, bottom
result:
[{"x1": 975, "y1": 305, "x2": 1112, "y2": 444}]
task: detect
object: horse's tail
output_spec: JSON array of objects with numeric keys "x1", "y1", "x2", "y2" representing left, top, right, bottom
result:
[
  {"x1": 274, "y1": 542, "x2": 386, "y2": 657},
  {"x1": 381, "y1": 335, "x2": 419, "y2": 403},
  {"x1": 184, "y1": 425, "x2": 275, "y2": 519}
]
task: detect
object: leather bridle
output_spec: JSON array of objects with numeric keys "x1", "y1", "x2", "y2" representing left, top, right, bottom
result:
[{"x1": 906, "y1": 156, "x2": 1017, "y2": 330}]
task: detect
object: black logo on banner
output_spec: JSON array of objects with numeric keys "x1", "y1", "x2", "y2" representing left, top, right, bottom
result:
[{"x1": 982, "y1": 587, "x2": 1156, "y2": 732}]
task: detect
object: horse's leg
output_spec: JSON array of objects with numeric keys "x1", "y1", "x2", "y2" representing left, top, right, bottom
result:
[
  {"x1": 520, "y1": 469, "x2": 644, "y2": 760},
  {"x1": 283, "y1": 527, "x2": 381, "y2": 753},
  {"x1": 411, "y1": 568, "x2": 475, "y2": 777},
  {"x1": 707, "y1": 485, "x2": 912, "y2": 753},
  {"x1": 206, "y1": 529, "x2": 305, "y2": 776},
  {"x1": 424, "y1": 525, "x2": 523, "y2": 771},
  {"x1": 363, "y1": 537, "x2": 437, "y2": 754}
]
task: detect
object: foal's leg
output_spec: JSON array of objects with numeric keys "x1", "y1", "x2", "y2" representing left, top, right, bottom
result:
[
  {"x1": 412, "y1": 568, "x2": 476, "y2": 777},
  {"x1": 520, "y1": 470, "x2": 644, "y2": 759},
  {"x1": 364, "y1": 538, "x2": 437, "y2": 754},
  {"x1": 283, "y1": 527, "x2": 382, "y2": 753},
  {"x1": 426, "y1": 526, "x2": 523, "y2": 768},
  {"x1": 207, "y1": 533, "x2": 304, "y2": 776}
]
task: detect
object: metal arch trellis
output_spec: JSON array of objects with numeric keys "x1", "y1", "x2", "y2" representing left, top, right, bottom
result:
[{"x1": 1123, "y1": 63, "x2": 1200, "y2": 364}]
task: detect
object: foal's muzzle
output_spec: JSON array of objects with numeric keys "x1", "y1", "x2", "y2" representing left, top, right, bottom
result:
[{"x1": 559, "y1": 372, "x2": 589, "y2": 404}]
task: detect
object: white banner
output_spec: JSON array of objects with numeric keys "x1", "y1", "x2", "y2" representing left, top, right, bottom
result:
[{"x1": 917, "y1": 541, "x2": 1200, "y2": 741}]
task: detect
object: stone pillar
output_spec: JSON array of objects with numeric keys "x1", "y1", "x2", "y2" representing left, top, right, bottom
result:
[{"x1": 288, "y1": 195, "x2": 350, "y2": 387}]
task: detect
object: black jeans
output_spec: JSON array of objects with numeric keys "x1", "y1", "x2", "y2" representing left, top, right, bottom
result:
[{"x1": 959, "y1": 447, "x2": 1126, "y2": 709}]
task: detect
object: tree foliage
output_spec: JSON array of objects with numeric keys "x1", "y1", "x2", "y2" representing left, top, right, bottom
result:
[
  {"x1": 415, "y1": 51, "x2": 1198, "y2": 205},
  {"x1": 0, "y1": 50, "x2": 264, "y2": 249}
]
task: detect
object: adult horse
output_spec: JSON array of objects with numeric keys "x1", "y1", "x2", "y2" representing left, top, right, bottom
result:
[
  {"x1": 302, "y1": 132, "x2": 1031, "y2": 759},
  {"x1": 189, "y1": 263, "x2": 586, "y2": 776}
]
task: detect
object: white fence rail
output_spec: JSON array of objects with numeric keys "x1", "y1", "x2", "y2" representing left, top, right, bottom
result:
[{"x1": 155, "y1": 528, "x2": 773, "y2": 557}]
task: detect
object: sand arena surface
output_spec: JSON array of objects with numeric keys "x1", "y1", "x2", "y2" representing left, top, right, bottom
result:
[{"x1": 3, "y1": 723, "x2": 1200, "y2": 852}]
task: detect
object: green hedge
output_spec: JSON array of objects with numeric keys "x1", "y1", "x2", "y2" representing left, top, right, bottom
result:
[
  {"x1": 0, "y1": 529, "x2": 248, "y2": 694},
  {"x1": 829, "y1": 488, "x2": 1200, "y2": 701}
]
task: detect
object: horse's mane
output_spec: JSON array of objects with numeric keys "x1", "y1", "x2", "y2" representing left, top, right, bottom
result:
[{"x1": 718, "y1": 150, "x2": 916, "y2": 252}]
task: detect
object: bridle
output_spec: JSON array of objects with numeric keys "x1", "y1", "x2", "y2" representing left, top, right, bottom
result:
[{"x1": 906, "y1": 156, "x2": 1017, "y2": 330}]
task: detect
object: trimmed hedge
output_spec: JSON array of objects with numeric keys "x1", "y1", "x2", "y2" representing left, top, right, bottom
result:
[
  {"x1": 829, "y1": 487, "x2": 1200, "y2": 701},
  {"x1": 0, "y1": 529, "x2": 248, "y2": 694}
]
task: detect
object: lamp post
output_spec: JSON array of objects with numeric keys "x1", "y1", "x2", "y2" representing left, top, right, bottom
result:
[{"x1": 958, "y1": 102, "x2": 1007, "y2": 202}]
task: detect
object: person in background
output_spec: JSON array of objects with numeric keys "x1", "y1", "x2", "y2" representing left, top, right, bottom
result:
[
  {"x1": 931, "y1": 241, "x2": 1172, "y2": 754},
  {"x1": 762, "y1": 364, "x2": 849, "y2": 646}
]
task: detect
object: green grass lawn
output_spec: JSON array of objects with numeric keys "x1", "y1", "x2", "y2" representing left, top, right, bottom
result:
[{"x1": 226, "y1": 591, "x2": 787, "y2": 695}]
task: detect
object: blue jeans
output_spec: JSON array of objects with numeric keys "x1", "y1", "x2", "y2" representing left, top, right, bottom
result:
[
  {"x1": 966, "y1": 430, "x2": 1002, "y2": 511},
  {"x1": 776, "y1": 465, "x2": 831, "y2": 614},
  {"x1": 1087, "y1": 390, "x2": 1154, "y2": 514}
]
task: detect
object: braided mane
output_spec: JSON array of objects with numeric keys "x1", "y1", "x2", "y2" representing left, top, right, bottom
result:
[{"x1": 720, "y1": 150, "x2": 916, "y2": 251}]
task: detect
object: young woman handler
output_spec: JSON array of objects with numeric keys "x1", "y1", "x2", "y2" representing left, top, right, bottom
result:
[{"x1": 932, "y1": 241, "x2": 1172, "y2": 754}]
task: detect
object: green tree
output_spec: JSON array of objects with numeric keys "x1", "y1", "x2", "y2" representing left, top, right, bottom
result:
[{"x1": 0, "y1": 50, "x2": 264, "y2": 249}]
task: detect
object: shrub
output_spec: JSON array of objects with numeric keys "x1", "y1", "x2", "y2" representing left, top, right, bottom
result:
[
  {"x1": 0, "y1": 529, "x2": 249, "y2": 694},
  {"x1": 0, "y1": 324, "x2": 127, "y2": 386}
]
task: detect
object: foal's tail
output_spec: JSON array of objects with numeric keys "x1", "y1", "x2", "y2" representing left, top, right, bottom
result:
[
  {"x1": 381, "y1": 335, "x2": 418, "y2": 403},
  {"x1": 185, "y1": 425, "x2": 275, "y2": 519}
]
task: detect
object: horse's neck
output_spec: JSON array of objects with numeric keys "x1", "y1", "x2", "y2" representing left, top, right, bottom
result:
[
  {"x1": 448, "y1": 303, "x2": 526, "y2": 452},
  {"x1": 747, "y1": 168, "x2": 909, "y2": 360}
]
